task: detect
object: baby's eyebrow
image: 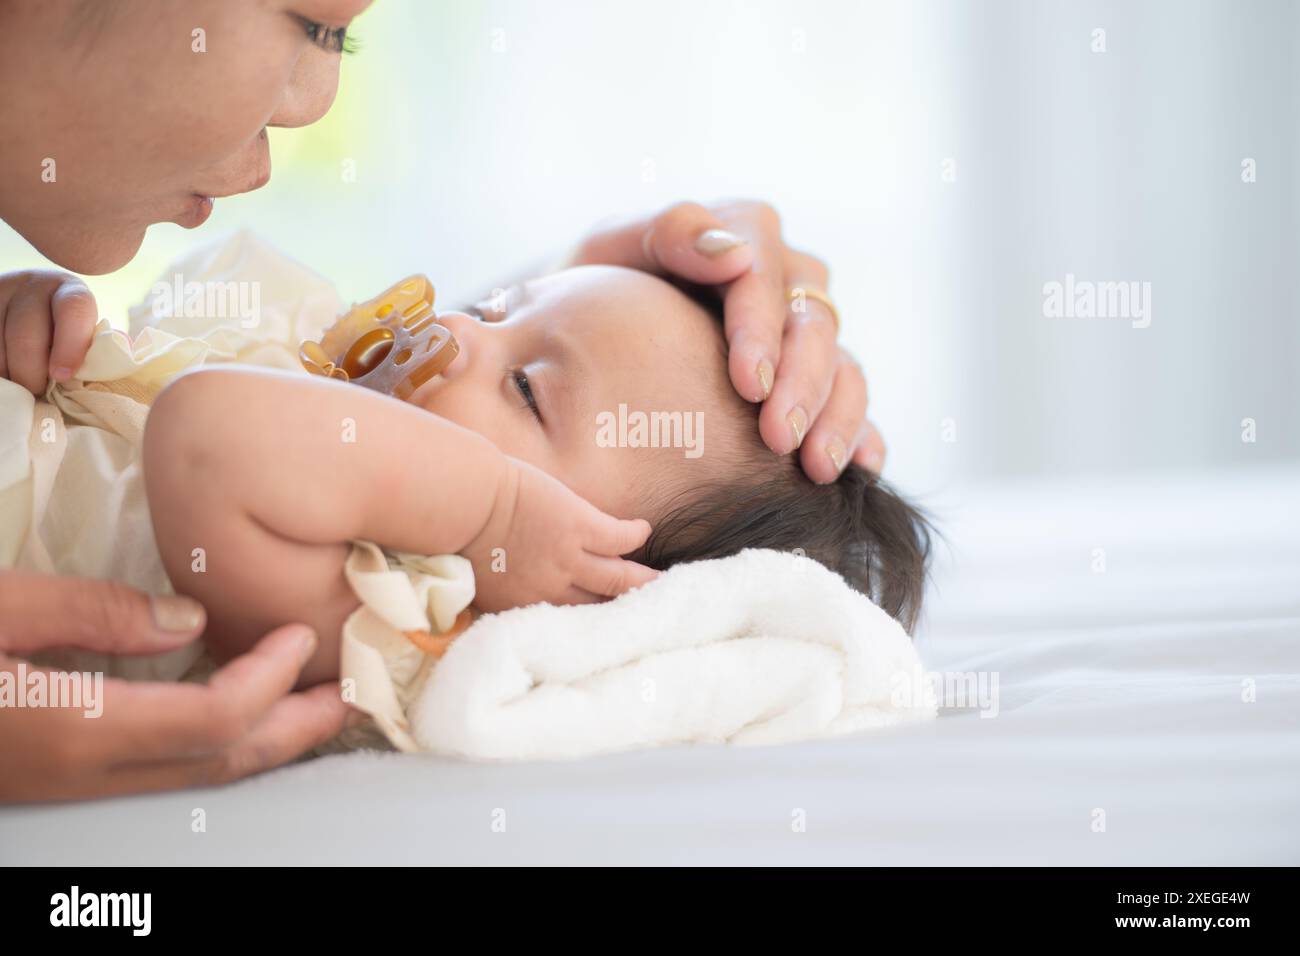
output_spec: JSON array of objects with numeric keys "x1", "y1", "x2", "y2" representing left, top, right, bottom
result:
[{"x1": 535, "y1": 328, "x2": 589, "y2": 433}]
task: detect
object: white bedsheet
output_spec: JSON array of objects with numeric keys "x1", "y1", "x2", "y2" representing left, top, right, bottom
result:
[{"x1": 3, "y1": 464, "x2": 1297, "y2": 865}]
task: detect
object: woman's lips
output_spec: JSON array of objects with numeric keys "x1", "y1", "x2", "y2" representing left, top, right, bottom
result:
[{"x1": 172, "y1": 145, "x2": 272, "y2": 228}]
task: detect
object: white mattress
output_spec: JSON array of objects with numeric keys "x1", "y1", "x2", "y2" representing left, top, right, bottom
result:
[{"x1": 3, "y1": 464, "x2": 1297, "y2": 865}]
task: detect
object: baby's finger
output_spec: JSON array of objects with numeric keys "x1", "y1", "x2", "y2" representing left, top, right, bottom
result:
[
  {"x1": 799, "y1": 355, "x2": 868, "y2": 483},
  {"x1": 49, "y1": 279, "x2": 97, "y2": 382},
  {"x1": 572, "y1": 202, "x2": 754, "y2": 285},
  {"x1": 3, "y1": 280, "x2": 53, "y2": 393},
  {"x1": 554, "y1": 586, "x2": 607, "y2": 606},
  {"x1": 586, "y1": 514, "x2": 652, "y2": 557},
  {"x1": 574, "y1": 554, "x2": 659, "y2": 598}
]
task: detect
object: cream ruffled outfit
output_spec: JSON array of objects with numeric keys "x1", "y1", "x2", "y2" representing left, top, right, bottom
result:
[{"x1": 0, "y1": 232, "x2": 470, "y2": 749}]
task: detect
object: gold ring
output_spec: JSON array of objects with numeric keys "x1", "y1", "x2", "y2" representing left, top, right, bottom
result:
[{"x1": 786, "y1": 286, "x2": 840, "y2": 334}]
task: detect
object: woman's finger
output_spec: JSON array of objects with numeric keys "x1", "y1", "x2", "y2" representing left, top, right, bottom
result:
[
  {"x1": 80, "y1": 624, "x2": 319, "y2": 763},
  {"x1": 717, "y1": 204, "x2": 788, "y2": 408},
  {"x1": 0, "y1": 571, "x2": 205, "y2": 656},
  {"x1": 48, "y1": 278, "x2": 98, "y2": 382},
  {"x1": 570, "y1": 201, "x2": 754, "y2": 285},
  {"x1": 800, "y1": 355, "x2": 869, "y2": 483},
  {"x1": 104, "y1": 682, "x2": 351, "y2": 794},
  {"x1": 850, "y1": 418, "x2": 887, "y2": 474},
  {"x1": 758, "y1": 275, "x2": 840, "y2": 456}
]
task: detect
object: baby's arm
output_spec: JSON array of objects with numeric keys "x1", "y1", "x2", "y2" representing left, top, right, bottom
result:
[
  {"x1": 143, "y1": 367, "x2": 654, "y2": 687},
  {"x1": 143, "y1": 366, "x2": 509, "y2": 685}
]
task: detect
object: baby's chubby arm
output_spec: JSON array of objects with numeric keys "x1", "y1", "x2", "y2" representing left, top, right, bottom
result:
[{"x1": 143, "y1": 367, "x2": 654, "y2": 685}]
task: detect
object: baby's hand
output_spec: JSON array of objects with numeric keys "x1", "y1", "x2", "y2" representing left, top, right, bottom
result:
[
  {"x1": 465, "y1": 456, "x2": 658, "y2": 611},
  {"x1": 0, "y1": 269, "x2": 98, "y2": 393}
]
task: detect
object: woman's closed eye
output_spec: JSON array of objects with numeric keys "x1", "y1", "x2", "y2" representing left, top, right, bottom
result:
[{"x1": 297, "y1": 17, "x2": 358, "y2": 54}]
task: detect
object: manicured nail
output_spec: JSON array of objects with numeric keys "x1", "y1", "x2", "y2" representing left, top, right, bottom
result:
[
  {"x1": 826, "y1": 435, "x2": 847, "y2": 474},
  {"x1": 865, "y1": 450, "x2": 884, "y2": 474},
  {"x1": 787, "y1": 405, "x2": 808, "y2": 450},
  {"x1": 756, "y1": 358, "x2": 774, "y2": 401},
  {"x1": 151, "y1": 594, "x2": 205, "y2": 633},
  {"x1": 694, "y1": 228, "x2": 747, "y2": 258},
  {"x1": 50, "y1": 366, "x2": 72, "y2": 383},
  {"x1": 294, "y1": 626, "x2": 318, "y2": 661}
]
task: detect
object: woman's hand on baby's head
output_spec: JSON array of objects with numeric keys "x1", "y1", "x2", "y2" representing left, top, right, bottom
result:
[
  {"x1": 464, "y1": 456, "x2": 657, "y2": 612},
  {"x1": 569, "y1": 200, "x2": 885, "y2": 483},
  {"x1": 0, "y1": 269, "x2": 98, "y2": 393}
]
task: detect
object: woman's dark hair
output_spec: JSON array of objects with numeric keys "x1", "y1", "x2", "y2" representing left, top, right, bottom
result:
[{"x1": 639, "y1": 279, "x2": 933, "y2": 634}]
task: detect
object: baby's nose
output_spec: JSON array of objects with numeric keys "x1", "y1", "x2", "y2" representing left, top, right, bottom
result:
[{"x1": 433, "y1": 311, "x2": 477, "y2": 379}]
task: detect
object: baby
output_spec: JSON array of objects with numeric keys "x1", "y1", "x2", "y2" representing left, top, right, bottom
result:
[{"x1": 0, "y1": 257, "x2": 931, "y2": 696}]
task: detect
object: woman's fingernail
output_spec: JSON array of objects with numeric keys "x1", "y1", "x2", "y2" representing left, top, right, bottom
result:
[
  {"x1": 151, "y1": 594, "x2": 206, "y2": 633},
  {"x1": 50, "y1": 366, "x2": 72, "y2": 383},
  {"x1": 826, "y1": 435, "x2": 847, "y2": 474},
  {"x1": 294, "y1": 626, "x2": 319, "y2": 661},
  {"x1": 787, "y1": 406, "x2": 808, "y2": 450},
  {"x1": 756, "y1": 358, "x2": 774, "y2": 401},
  {"x1": 694, "y1": 228, "x2": 747, "y2": 258}
]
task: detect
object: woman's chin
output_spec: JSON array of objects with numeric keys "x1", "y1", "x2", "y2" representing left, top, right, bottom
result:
[{"x1": 30, "y1": 225, "x2": 146, "y2": 277}]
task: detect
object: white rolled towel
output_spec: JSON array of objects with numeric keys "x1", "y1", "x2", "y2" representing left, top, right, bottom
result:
[{"x1": 407, "y1": 548, "x2": 936, "y2": 760}]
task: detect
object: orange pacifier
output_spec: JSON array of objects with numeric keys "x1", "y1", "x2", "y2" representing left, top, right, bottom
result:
[{"x1": 300, "y1": 274, "x2": 458, "y2": 400}]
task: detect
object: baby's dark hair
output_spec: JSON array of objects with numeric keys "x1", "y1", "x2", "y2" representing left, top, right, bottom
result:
[
  {"x1": 638, "y1": 456, "x2": 932, "y2": 633},
  {"x1": 634, "y1": 282, "x2": 933, "y2": 634}
]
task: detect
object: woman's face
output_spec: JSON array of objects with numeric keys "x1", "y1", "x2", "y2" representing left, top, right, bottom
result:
[{"x1": 0, "y1": 0, "x2": 373, "y2": 275}]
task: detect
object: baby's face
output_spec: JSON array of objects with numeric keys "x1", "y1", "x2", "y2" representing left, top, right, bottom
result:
[{"x1": 410, "y1": 266, "x2": 753, "y2": 520}]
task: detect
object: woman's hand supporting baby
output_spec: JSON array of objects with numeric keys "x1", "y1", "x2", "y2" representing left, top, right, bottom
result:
[
  {"x1": 0, "y1": 268, "x2": 353, "y2": 801},
  {"x1": 0, "y1": 572, "x2": 350, "y2": 801}
]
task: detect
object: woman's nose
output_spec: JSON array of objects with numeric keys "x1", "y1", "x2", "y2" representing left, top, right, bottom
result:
[{"x1": 268, "y1": 56, "x2": 342, "y2": 129}]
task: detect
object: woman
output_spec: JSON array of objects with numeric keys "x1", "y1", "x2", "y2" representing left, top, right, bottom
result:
[{"x1": 0, "y1": 0, "x2": 884, "y2": 800}]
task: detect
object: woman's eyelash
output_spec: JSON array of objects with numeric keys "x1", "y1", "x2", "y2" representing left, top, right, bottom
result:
[
  {"x1": 300, "y1": 18, "x2": 358, "y2": 55},
  {"x1": 510, "y1": 368, "x2": 543, "y2": 423}
]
